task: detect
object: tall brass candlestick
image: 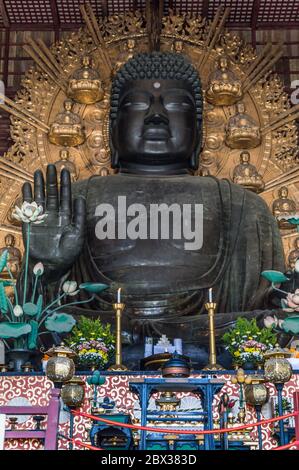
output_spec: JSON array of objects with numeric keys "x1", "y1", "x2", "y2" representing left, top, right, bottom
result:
[
  {"x1": 108, "y1": 302, "x2": 128, "y2": 371},
  {"x1": 203, "y1": 302, "x2": 224, "y2": 371}
]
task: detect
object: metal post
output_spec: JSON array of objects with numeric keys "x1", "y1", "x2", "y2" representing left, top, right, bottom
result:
[
  {"x1": 293, "y1": 391, "x2": 299, "y2": 449},
  {"x1": 140, "y1": 384, "x2": 148, "y2": 451},
  {"x1": 68, "y1": 408, "x2": 74, "y2": 450},
  {"x1": 275, "y1": 383, "x2": 286, "y2": 446},
  {"x1": 44, "y1": 387, "x2": 61, "y2": 450},
  {"x1": 255, "y1": 405, "x2": 263, "y2": 450}
]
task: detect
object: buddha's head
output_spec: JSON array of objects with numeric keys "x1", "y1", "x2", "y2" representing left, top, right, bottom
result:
[
  {"x1": 5, "y1": 233, "x2": 15, "y2": 247},
  {"x1": 109, "y1": 52, "x2": 202, "y2": 173},
  {"x1": 60, "y1": 149, "x2": 69, "y2": 161},
  {"x1": 82, "y1": 56, "x2": 90, "y2": 67},
  {"x1": 240, "y1": 150, "x2": 250, "y2": 164},
  {"x1": 236, "y1": 102, "x2": 246, "y2": 115},
  {"x1": 64, "y1": 100, "x2": 73, "y2": 112},
  {"x1": 279, "y1": 186, "x2": 289, "y2": 199},
  {"x1": 219, "y1": 56, "x2": 228, "y2": 70}
]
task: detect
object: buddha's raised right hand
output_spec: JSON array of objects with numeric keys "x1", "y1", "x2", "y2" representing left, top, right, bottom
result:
[{"x1": 22, "y1": 164, "x2": 86, "y2": 281}]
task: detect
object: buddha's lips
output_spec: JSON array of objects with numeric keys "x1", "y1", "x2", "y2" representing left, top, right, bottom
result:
[{"x1": 142, "y1": 125, "x2": 171, "y2": 140}]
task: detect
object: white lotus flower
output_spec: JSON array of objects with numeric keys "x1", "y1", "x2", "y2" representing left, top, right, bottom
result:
[
  {"x1": 12, "y1": 201, "x2": 47, "y2": 224},
  {"x1": 264, "y1": 315, "x2": 278, "y2": 328},
  {"x1": 13, "y1": 305, "x2": 23, "y2": 317},
  {"x1": 278, "y1": 319, "x2": 285, "y2": 329},
  {"x1": 62, "y1": 281, "x2": 78, "y2": 296},
  {"x1": 33, "y1": 262, "x2": 44, "y2": 276}
]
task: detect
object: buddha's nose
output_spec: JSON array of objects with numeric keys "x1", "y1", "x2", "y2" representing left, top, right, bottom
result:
[{"x1": 144, "y1": 99, "x2": 169, "y2": 125}]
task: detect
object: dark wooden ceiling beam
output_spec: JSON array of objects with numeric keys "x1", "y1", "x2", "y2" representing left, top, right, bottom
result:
[
  {"x1": 202, "y1": 0, "x2": 210, "y2": 19},
  {"x1": 101, "y1": 0, "x2": 108, "y2": 18},
  {"x1": 50, "y1": 0, "x2": 60, "y2": 41},
  {"x1": 0, "y1": 0, "x2": 10, "y2": 28},
  {"x1": 146, "y1": 0, "x2": 164, "y2": 52}
]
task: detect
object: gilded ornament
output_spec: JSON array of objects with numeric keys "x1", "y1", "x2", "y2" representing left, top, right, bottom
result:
[
  {"x1": 225, "y1": 102, "x2": 261, "y2": 149},
  {"x1": 288, "y1": 237, "x2": 299, "y2": 270},
  {"x1": 48, "y1": 100, "x2": 86, "y2": 147},
  {"x1": 232, "y1": 151, "x2": 265, "y2": 193},
  {"x1": 206, "y1": 56, "x2": 242, "y2": 106},
  {"x1": 272, "y1": 186, "x2": 297, "y2": 230},
  {"x1": 67, "y1": 56, "x2": 104, "y2": 105},
  {"x1": 54, "y1": 149, "x2": 78, "y2": 182}
]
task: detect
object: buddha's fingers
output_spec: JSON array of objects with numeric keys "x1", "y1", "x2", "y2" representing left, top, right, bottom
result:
[
  {"x1": 22, "y1": 181, "x2": 33, "y2": 203},
  {"x1": 60, "y1": 168, "x2": 72, "y2": 217},
  {"x1": 34, "y1": 170, "x2": 45, "y2": 209},
  {"x1": 73, "y1": 196, "x2": 86, "y2": 236},
  {"x1": 46, "y1": 164, "x2": 59, "y2": 212}
]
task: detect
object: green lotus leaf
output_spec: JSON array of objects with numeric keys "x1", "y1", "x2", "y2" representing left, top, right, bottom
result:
[
  {"x1": 286, "y1": 218, "x2": 299, "y2": 225},
  {"x1": 36, "y1": 294, "x2": 43, "y2": 320},
  {"x1": 2, "y1": 280, "x2": 15, "y2": 287},
  {"x1": 0, "y1": 282, "x2": 8, "y2": 313},
  {"x1": 261, "y1": 270, "x2": 289, "y2": 283},
  {"x1": 79, "y1": 282, "x2": 109, "y2": 293},
  {"x1": 28, "y1": 320, "x2": 39, "y2": 349},
  {"x1": 23, "y1": 302, "x2": 38, "y2": 316},
  {"x1": 0, "y1": 322, "x2": 31, "y2": 339},
  {"x1": 45, "y1": 313, "x2": 76, "y2": 333},
  {"x1": 0, "y1": 249, "x2": 8, "y2": 273},
  {"x1": 281, "y1": 316, "x2": 299, "y2": 334}
]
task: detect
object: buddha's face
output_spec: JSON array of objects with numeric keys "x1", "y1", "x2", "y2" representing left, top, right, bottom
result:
[
  {"x1": 241, "y1": 152, "x2": 250, "y2": 163},
  {"x1": 64, "y1": 100, "x2": 73, "y2": 112},
  {"x1": 5, "y1": 234, "x2": 14, "y2": 247},
  {"x1": 111, "y1": 79, "x2": 199, "y2": 171},
  {"x1": 279, "y1": 187, "x2": 288, "y2": 198}
]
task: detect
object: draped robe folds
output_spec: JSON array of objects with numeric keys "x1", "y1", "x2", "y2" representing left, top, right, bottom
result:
[{"x1": 64, "y1": 173, "x2": 285, "y2": 339}]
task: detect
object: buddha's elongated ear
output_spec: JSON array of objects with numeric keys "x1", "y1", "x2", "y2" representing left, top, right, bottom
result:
[
  {"x1": 189, "y1": 129, "x2": 202, "y2": 170},
  {"x1": 109, "y1": 121, "x2": 119, "y2": 169}
]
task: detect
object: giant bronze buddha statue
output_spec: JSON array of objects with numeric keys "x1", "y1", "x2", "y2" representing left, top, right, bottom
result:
[{"x1": 20, "y1": 53, "x2": 284, "y2": 365}]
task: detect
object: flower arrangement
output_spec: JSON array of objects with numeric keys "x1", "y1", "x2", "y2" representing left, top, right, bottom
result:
[
  {"x1": 222, "y1": 317, "x2": 277, "y2": 367},
  {"x1": 66, "y1": 316, "x2": 115, "y2": 370},
  {"x1": 0, "y1": 201, "x2": 109, "y2": 364}
]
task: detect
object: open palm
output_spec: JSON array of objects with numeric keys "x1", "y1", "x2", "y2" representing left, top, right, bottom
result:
[{"x1": 22, "y1": 164, "x2": 86, "y2": 281}]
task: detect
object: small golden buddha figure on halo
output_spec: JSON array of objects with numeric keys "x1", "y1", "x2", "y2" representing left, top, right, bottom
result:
[
  {"x1": 272, "y1": 186, "x2": 297, "y2": 230},
  {"x1": 197, "y1": 149, "x2": 218, "y2": 176},
  {"x1": 7, "y1": 196, "x2": 22, "y2": 227},
  {"x1": 172, "y1": 40, "x2": 184, "y2": 54},
  {"x1": 48, "y1": 99, "x2": 86, "y2": 147},
  {"x1": 114, "y1": 39, "x2": 136, "y2": 74},
  {"x1": 206, "y1": 55, "x2": 242, "y2": 106},
  {"x1": 54, "y1": 149, "x2": 78, "y2": 182},
  {"x1": 288, "y1": 237, "x2": 299, "y2": 270},
  {"x1": 225, "y1": 102, "x2": 261, "y2": 149},
  {"x1": 0, "y1": 234, "x2": 22, "y2": 278},
  {"x1": 67, "y1": 56, "x2": 104, "y2": 105},
  {"x1": 232, "y1": 150, "x2": 265, "y2": 193}
]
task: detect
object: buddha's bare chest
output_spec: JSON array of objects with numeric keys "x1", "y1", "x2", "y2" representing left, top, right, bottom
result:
[{"x1": 81, "y1": 175, "x2": 222, "y2": 280}]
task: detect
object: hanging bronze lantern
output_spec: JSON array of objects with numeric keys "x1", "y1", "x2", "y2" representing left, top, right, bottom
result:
[
  {"x1": 45, "y1": 343, "x2": 76, "y2": 384},
  {"x1": 244, "y1": 375, "x2": 269, "y2": 407},
  {"x1": 61, "y1": 377, "x2": 85, "y2": 408},
  {"x1": 264, "y1": 345, "x2": 292, "y2": 384}
]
